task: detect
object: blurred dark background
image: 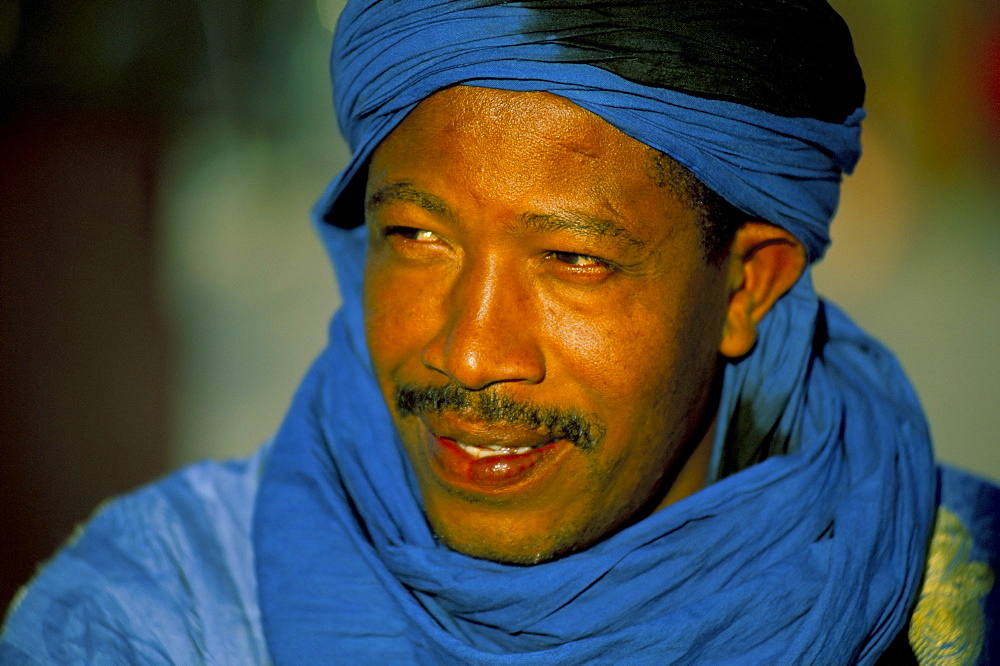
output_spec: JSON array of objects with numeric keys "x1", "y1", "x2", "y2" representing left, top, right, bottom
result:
[
  {"x1": 1, "y1": 0, "x2": 998, "y2": 612},
  {"x1": 0, "y1": 0, "x2": 346, "y2": 611}
]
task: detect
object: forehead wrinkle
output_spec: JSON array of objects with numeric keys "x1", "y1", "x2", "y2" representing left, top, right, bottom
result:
[
  {"x1": 365, "y1": 182, "x2": 453, "y2": 220},
  {"x1": 514, "y1": 211, "x2": 649, "y2": 250}
]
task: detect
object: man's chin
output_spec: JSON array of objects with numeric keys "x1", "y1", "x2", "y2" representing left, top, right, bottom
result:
[
  {"x1": 423, "y1": 495, "x2": 648, "y2": 566},
  {"x1": 429, "y1": 519, "x2": 580, "y2": 566}
]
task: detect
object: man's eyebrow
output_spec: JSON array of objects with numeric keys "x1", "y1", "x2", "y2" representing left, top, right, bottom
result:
[
  {"x1": 516, "y1": 212, "x2": 647, "y2": 249},
  {"x1": 365, "y1": 182, "x2": 451, "y2": 217}
]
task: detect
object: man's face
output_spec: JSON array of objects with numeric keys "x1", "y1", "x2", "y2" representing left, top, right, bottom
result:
[{"x1": 363, "y1": 86, "x2": 732, "y2": 564}]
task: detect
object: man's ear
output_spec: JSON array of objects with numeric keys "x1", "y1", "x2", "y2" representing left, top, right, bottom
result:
[{"x1": 719, "y1": 222, "x2": 806, "y2": 359}]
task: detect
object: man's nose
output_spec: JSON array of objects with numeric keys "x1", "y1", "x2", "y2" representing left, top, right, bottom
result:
[{"x1": 420, "y1": 262, "x2": 545, "y2": 391}]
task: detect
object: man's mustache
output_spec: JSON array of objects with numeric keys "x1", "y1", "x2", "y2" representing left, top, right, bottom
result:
[{"x1": 395, "y1": 383, "x2": 604, "y2": 451}]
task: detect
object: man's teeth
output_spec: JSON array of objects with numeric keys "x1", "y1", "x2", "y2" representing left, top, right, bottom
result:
[{"x1": 456, "y1": 441, "x2": 532, "y2": 458}]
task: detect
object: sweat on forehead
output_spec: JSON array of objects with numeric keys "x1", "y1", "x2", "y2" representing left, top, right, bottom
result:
[{"x1": 425, "y1": 87, "x2": 609, "y2": 151}]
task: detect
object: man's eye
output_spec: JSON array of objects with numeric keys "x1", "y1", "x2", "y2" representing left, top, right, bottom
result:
[
  {"x1": 549, "y1": 251, "x2": 609, "y2": 269},
  {"x1": 384, "y1": 226, "x2": 440, "y2": 242}
]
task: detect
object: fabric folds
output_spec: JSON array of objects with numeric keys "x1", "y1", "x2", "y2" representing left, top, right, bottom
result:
[{"x1": 513, "y1": 0, "x2": 865, "y2": 123}]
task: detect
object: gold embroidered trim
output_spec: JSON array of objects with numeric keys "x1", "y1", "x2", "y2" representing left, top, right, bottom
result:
[{"x1": 908, "y1": 507, "x2": 994, "y2": 665}]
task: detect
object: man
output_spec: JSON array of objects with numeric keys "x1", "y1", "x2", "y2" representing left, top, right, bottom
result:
[{"x1": 3, "y1": 0, "x2": 997, "y2": 663}]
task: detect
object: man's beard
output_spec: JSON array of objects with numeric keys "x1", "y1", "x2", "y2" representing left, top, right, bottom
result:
[{"x1": 394, "y1": 383, "x2": 605, "y2": 451}]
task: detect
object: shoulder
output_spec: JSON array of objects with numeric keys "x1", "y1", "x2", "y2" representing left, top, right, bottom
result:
[
  {"x1": 1, "y1": 447, "x2": 270, "y2": 664},
  {"x1": 908, "y1": 466, "x2": 999, "y2": 666}
]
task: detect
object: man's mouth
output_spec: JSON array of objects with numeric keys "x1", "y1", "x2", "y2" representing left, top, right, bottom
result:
[
  {"x1": 394, "y1": 383, "x2": 604, "y2": 493},
  {"x1": 423, "y1": 421, "x2": 570, "y2": 491}
]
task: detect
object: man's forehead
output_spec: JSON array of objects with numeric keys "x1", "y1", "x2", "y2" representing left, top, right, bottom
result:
[
  {"x1": 388, "y1": 86, "x2": 649, "y2": 161},
  {"x1": 364, "y1": 86, "x2": 703, "y2": 253}
]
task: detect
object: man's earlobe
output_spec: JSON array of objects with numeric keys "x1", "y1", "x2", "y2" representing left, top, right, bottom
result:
[{"x1": 719, "y1": 222, "x2": 806, "y2": 359}]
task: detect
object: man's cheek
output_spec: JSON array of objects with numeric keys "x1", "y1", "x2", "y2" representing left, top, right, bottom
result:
[
  {"x1": 544, "y1": 302, "x2": 664, "y2": 391},
  {"x1": 366, "y1": 273, "x2": 432, "y2": 349}
]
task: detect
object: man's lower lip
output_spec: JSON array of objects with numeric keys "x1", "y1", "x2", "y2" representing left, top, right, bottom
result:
[{"x1": 429, "y1": 435, "x2": 564, "y2": 490}]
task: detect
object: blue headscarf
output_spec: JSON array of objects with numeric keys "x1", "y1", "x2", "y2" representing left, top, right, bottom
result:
[{"x1": 254, "y1": 1, "x2": 935, "y2": 662}]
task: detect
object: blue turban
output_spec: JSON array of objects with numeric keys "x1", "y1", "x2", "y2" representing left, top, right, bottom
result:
[
  {"x1": 253, "y1": 1, "x2": 936, "y2": 662},
  {"x1": 317, "y1": 0, "x2": 864, "y2": 263}
]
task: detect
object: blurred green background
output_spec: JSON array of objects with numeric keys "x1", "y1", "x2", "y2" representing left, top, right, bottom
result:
[{"x1": 2, "y1": 0, "x2": 998, "y2": 610}]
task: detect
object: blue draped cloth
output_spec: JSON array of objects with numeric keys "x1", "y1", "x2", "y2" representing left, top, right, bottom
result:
[{"x1": 251, "y1": 1, "x2": 937, "y2": 662}]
